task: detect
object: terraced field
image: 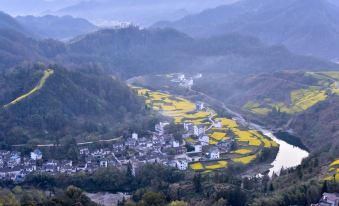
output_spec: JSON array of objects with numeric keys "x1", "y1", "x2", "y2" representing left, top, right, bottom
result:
[
  {"x1": 244, "y1": 71, "x2": 339, "y2": 116},
  {"x1": 4, "y1": 69, "x2": 54, "y2": 108},
  {"x1": 132, "y1": 86, "x2": 278, "y2": 171},
  {"x1": 325, "y1": 159, "x2": 339, "y2": 182}
]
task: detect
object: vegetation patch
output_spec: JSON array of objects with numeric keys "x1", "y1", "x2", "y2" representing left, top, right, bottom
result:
[{"x1": 4, "y1": 69, "x2": 54, "y2": 108}]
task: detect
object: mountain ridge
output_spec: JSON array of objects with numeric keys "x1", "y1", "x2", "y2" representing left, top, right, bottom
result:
[{"x1": 154, "y1": 0, "x2": 339, "y2": 59}]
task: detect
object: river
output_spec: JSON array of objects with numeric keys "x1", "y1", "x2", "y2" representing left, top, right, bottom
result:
[
  {"x1": 128, "y1": 75, "x2": 310, "y2": 176},
  {"x1": 262, "y1": 130, "x2": 309, "y2": 176},
  {"x1": 233, "y1": 116, "x2": 309, "y2": 176}
]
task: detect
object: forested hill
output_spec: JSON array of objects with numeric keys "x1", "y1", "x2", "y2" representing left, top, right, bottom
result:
[
  {"x1": 0, "y1": 64, "x2": 152, "y2": 146},
  {"x1": 0, "y1": 20, "x2": 337, "y2": 78},
  {"x1": 64, "y1": 27, "x2": 337, "y2": 78},
  {"x1": 154, "y1": 0, "x2": 339, "y2": 59}
]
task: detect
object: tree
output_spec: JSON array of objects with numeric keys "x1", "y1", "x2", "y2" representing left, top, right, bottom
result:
[
  {"x1": 193, "y1": 173, "x2": 202, "y2": 193},
  {"x1": 141, "y1": 192, "x2": 166, "y2": 206}
]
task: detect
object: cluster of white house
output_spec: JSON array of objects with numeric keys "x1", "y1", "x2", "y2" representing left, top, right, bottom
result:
[{"x1": 0, "y1": 97, "x2": 237, "y2": 181}]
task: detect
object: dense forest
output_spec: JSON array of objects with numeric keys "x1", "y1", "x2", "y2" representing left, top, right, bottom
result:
[{"x1": 0, "y1": 64, "x2": 157, "y2": 146}]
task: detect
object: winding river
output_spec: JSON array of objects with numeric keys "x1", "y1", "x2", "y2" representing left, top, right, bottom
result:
[
  {"x1": 128, "y1": 75, "x2": 310, "y2": 176},
  {"x1": 232, "y1": 115, "x2": 309, "y2": 176},
  {"x1": 189, "y1": 87, "x2": 310, "y2": 176}
]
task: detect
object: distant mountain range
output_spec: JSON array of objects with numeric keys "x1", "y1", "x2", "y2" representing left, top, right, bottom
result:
[
  {"x1": 0, "y1": 17, "x2": 337, "y2": 78},
  {"x1": 55, "y1": 0, "x2": 238, "y2": 26},
  {"x1": 0, "y1": 11, "x2": 31, "y2": 35},
  {"x1": 16, "y1": 15, "x2": 97, "y2": 40},
  {"x1": 154, "y1": 0, "x2": 339, "y2": 60}
]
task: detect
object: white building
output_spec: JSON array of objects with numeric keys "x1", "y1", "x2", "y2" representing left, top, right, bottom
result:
[
  {"x1": 172, "y1": 140, "x2": 180, "y2": 148},
  {"x1": 184, "y1": 122, "x2": 193, "y2": 131},
  {"x1": 194, "y1": 144, "x2": 202, "y2": 152},
  {"x1": 212, "y1": 120, "x2": 222, "y2": 128},
  {"x1": 208, "y1": 147, "x2": 220, "y2": 160},
  {"x1": 100, "y1": 160, "x2": 108, "y2": 168},
  {"x1": 176, "y1": 159, "x2": 188, "y2": 170},
  {"x1": 178, "y1": 74, "x2": 185, "y2": 81},
  {"x1": 30, "y1": 149, "x2": 42, "y2": 160},
  {"x1": 199, "y1": 135, "x2": 209, "y2": 146},
  {"x1": 155, "y1": 122, "x2": 169, "y2": 135},
  {"x1": 132, "y1": 132, "x2": 138, "y2": 140},
  {"x1": 196, "y1": 102, "x2": 205, "y2": 111},
  {"x1": 194, "y1": 126, "x2": 205, "y2": 136}
]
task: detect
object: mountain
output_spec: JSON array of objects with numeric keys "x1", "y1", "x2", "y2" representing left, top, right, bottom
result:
[
  {"x1": 0, "y1": 27, "x2": 67, "y2": 69},
  {"x1": 56, "y1": 0, "x2": 238, "y2": 26},
  {"x1": 63, "y1": 27, "x2": 338, "y2": 78},
  {"x1": 0, "y1": 65, "x2": 151, "y2": 145},
  {"x1": 154, "y1": 0, "x2": 339, "y2": 59},
  {"x1": 16, "y1": 15, "x2": 98, "y2": 40},
  {"x1": 0, "y1": 11, "x2": 30, "y2": 35},
  {"x1": 0, "y1": 25, "x2": 337, "y2": 78}
]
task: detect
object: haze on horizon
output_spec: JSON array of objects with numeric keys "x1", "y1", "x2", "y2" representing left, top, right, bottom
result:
[{"x1": 0, "y1": 0, "x2": 239, "y2": 26}]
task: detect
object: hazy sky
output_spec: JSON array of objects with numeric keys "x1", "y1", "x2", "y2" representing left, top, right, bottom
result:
[
  {"x1": 0, "y1": 0, "x2": 82, "y2": 15},
  {"x1": 0, "y1": 0, "x2": 239, "y2": 26}
]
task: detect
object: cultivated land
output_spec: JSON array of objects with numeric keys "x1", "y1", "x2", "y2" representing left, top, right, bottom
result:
[
  {"x1": 325, "y1": 159, "x2": 339, "y2": 182},
  {"x1": 3, "y1": 69, "x2": 54, "y2": 108},
  {"x1": 243, "y1": 71, "x2": 339, "y2": 116},
  {"x1": 132, "y1": 86, "x2": 278, "y2": 172}
]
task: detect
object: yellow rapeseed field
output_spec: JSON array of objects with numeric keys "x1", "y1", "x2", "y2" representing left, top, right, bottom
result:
[{"x1": 4, "y1": 69, "x2": 54, "y2": 108}]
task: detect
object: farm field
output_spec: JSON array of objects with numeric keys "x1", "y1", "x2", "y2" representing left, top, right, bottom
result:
[
  {"x1": 4, "y1": 69, "x2": 54, "y2": 108},
  {"x1": 243, "y1": 71, "x2": 339, "y2": 116},
  {"x1": 325, "y1": 159, "x2": 339, "y2": 182},
  {"x1": 132, "y1": 86, "x2": 279, "y2": 171}
]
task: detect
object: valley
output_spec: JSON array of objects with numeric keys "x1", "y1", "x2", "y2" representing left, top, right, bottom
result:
[{"x1": 130, "y1": 73, "x2": 312, "y2": 177}]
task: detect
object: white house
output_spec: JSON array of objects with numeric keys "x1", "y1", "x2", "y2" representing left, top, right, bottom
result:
[
  {"x1": 172, "y1": 140, "x2": 180, "y2": 148},
  {"x1": 196, "y1": 102, "x2": 205, "y2": 111},
  {"x1": 208, "y1": 147, "x2": 220, "y2": 160},
  {"x1": 212, "y1": 120, "x2": 222, "y2": 128},
  {"x1": 194, "y1": 126, "x2": 205, "y2": 136},
  {"x1": 155, "y1": 122, "x2": 169, "y2": 134},
  {"x1": 176, "y1": 159, "x2": 188, "y2": 170},
  {"x1": 100, "y1": 160, "x2": 108, "y2": 168},
  {"x1": 199, "y1": 135, "x2": 209, "y2": 146},
  {"x1": 184, "y1": 122, "x2": 193, "y2": 131},
  {"x1": 314, "y1": 193, "x2": 339, "y2": 206},
  {"x1": 178, "y1": 74, "x2": 185, "y2": 81},
  {"x1": 132, "y1": 132, "x2": 139, "y2": 140},
  {"x1": 194, "y1": 144, "x2": 202, "y2": 152},
  {"x1": 30, "y1": 149, "x2": 42, "y2": 160}
]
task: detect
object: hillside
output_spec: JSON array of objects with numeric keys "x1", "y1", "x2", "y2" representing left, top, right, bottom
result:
[
  {"x1": 16, "y1": 15, "x2": 98, "y2": 40},
  {"x1": 0, "y1": 65, "x2": 152, "y2": 145},
  {"x1": 63, "y1": 27, "x2": 338, "y2": 78},
  {"x1": 194, "y1": 71, "x2": 339, "y2": 151},
  {"x1": 0, "y1": 11, "x2": 30, "y2": 35},
  {"x1": 155, "y1": 0, "x2": 339, "y2": 59}
]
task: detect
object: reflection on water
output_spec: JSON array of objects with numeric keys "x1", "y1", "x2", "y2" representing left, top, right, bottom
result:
[{"x1": 263, "y1": 130, "x2": 309, "y2": 176}]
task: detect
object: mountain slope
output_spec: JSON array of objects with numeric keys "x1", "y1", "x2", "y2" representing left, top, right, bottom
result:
[
  {"x1": 0, "y1": 13, "x2": 337, "y2": 78},
  {"x1": 63, "y1": 27, "x2": 338, "y2": 78},
  {"x1": 0, "y1": 11, "x2": 28, "y2": 35},
  {"x1": 16, "y1": 15, "x2": 98, "y2": 40},
  {"x1": 194, "y1": 71, "x2": 339, "y2": 152},
  {"x1": 0, "y1": 65, "x2": 150, "y2": 145},
  {"x1": 155, "y1": 0, "x2": 339, "y2": 59}
]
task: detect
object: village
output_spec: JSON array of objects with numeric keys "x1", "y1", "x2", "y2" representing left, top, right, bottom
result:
[{"x1": 0, "y1": 100, "x2": 235, "y2": 182}]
